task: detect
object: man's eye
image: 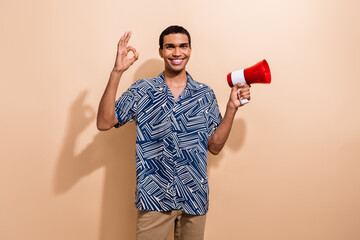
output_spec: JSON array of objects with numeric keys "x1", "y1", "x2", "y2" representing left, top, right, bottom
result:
[
  {"x1": 181, "y1": 45, "x2": 188, "y2": 48},
  {"x1": 166, "y1": 46, "x2": 174, "y2": 49}
]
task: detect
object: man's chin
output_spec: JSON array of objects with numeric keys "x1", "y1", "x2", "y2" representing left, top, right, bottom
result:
[{"x1": 165, "y1": 65, "x2": 186, "y2": 74}]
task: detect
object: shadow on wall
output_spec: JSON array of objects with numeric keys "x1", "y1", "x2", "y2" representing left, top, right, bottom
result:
[{"x1": 53, "y1": 58, "x2": 247, "y2": 240}]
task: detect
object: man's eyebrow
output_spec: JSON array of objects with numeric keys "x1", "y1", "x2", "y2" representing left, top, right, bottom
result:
[{"x1": 164, "y1": 42, "x2": 189, "y2": 46}]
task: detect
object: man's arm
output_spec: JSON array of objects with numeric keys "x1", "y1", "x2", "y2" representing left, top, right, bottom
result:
[
  {"x1": 207, "y1": 83, "x2": 250, "y2": 155},
  {"x1": 97, "y1": 31, "x2": 138, "y2": 131}
]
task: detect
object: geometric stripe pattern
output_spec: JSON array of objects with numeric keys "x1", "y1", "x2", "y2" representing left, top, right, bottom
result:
[{"x1": 115, "y1": 72, "x2": 222, "y2": 215}]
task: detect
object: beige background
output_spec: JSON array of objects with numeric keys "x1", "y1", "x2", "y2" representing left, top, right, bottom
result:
[{"x1": 1, "y1": 0, "x2": 360, "y2": 239}]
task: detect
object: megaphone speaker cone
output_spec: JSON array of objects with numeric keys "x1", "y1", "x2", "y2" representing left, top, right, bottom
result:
[{"x1": 243, "y1": 59, "x2": 271, "y2": 84}]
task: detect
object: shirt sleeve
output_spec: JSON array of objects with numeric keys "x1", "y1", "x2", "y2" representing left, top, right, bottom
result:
[
  {"x1": 207, "y1": 89, "x2": 222, "y2": 137},
  {"x1": 114, "y1": 87, "x2": 137, "y2": 128}
]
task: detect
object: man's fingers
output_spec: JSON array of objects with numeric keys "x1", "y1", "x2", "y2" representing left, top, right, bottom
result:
[
  {"x1": 239, "y1": 88, "x2": 250, "y2": 94},
  {"x1": 234, "y1": 83, "x2": 251, "y2": 101},
  {"x1": 118, "y1": 33, "x2": 125, "y2": 47},
  {"x1": 118, "y1": 31, "x2": 131, "y2": 49},
  {"x1": 123, "y1": 31, "x2": 131, "y2": 46},
  {"x1": 231, "y1": 84, "x2": 241, "y2": 93},
  {"x1": 126, "y1": 46, "x2": 139, "y2": 63},
  {"x1": 127, "y1": 46, "x2": 138, "y2": 56},
  {"x1": 134, "y1": 51, "x2": 139, "y2": 60},
  {"x1": 239, "y1": 89, "x2": 250, "y2": 101},
  {"x1": 236, "y1": 83, "x2": 250, "y2": 88},
  {"x1": 232, "y1": 83, "x2": 246, "y2": 94},
  {"x1": 126, "y1": 46, "x2": 136, "y2": 52}
]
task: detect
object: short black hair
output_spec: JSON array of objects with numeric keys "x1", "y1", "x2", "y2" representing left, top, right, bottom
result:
[{"x1": 159, "y1": 25, "x2": 191, "y2": 49}]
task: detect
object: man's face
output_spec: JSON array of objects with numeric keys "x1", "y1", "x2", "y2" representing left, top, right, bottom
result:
[{"x1": 159, "y1": 33, "x2": 191, "y2": 74}]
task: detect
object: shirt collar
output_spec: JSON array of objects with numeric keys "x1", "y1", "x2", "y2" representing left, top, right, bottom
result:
[{"x1": 154, "y1": 71, "x2": 202, "y2": 92}]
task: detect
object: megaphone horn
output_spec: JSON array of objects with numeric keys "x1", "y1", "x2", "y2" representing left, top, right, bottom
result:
[{"x1": 227, "y1": 59, "x2": 271, "y2": 87}]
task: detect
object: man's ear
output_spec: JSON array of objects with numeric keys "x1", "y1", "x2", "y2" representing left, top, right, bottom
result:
[{"x1": 159, "y1": 48, "x2": 163, "y2": 58}]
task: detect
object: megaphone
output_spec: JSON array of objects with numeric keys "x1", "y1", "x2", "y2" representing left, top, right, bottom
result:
[{"x1": 227, "y1": 59, "x2": 271, "y2": 105}]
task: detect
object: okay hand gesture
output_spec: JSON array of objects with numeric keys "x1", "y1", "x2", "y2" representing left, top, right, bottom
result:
[{"x1": 113, "y1": 31, "x2": 139, "y2": 72}]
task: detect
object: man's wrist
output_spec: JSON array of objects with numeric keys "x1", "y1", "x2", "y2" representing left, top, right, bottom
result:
[
  {"x1": 226, "y1": 100, "x2": 238, "y2": 115},
  {"x1": 111, "y1": 68, "x2": 125, "y2": 75},
  {"x1": 108, "y1": 69, "x2": 124, "y2": 86},
  {"x1": 110, "y1": 68, "x2": 124, "y2": 81}
]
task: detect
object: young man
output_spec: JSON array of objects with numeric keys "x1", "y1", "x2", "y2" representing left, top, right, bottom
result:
[{"x1": 97, "y1": 26, "x2": 250, "y2": 240}]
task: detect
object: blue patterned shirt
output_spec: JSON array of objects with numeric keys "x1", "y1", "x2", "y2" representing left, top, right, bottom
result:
[{"x1": 114, "y1": 72, "x2": 222, "y2": 215}]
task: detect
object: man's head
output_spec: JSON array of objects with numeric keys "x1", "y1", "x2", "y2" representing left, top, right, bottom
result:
[
  {"x1": 159, "y1": 25, "x2": 191, "y2": 49},
  {"x1": 158, "y1": 25, "x2": 192, "y2": 74}
]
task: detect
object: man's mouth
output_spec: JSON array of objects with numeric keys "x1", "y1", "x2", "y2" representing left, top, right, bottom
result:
[{"x1": 170, "y1": 59, "x2": 185, "y2": 65}]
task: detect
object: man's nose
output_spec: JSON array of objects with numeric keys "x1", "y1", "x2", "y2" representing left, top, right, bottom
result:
[{"x1": 173, "y1": 47, "x2": 181, "y2": 56}]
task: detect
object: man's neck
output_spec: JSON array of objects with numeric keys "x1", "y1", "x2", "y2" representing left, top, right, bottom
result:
[
  {"x1": 164, "y1": 69, "x2": 188, "y2": 88},
  {"x1": 164, "y1": 69, "x2": 188, "y2": 101}
]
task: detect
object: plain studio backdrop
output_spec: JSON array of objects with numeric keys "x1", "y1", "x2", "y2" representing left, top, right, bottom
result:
[{"x1": 1, "y1": 0, "x2": 359, "y2": 239}]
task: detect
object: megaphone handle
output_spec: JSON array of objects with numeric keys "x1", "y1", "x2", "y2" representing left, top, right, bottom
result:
[
  {"x1": 237, "y1": 88, "x2": 249, "y2": 105},
  {"x1": 241, "y1": 98, "x2": 249, "y2": 105}
]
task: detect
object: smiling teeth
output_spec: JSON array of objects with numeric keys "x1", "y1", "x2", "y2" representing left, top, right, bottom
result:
[{"x1": 172, "y1": 59, "x2": 183, "y2": 63}]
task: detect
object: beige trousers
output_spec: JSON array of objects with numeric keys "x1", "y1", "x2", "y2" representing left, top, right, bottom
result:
[{"x1": 136, "y1": 210, "x2": 207, "y2": 240}]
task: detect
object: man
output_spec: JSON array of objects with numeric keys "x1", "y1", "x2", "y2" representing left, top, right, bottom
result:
[{"x1": 97, "y1": 25, "x2": 250, "y2": 240}]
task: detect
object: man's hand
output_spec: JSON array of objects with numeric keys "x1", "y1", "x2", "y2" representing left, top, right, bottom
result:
[
  {"x1": 97, "y1": 31, "x2": 138, "y2": 131},
  {"x1": 228, "y1": 83, "x2": 251, "y2": 109},
  {"x1": 113, "y1": 31, "x2": 139, "y2": 72}
]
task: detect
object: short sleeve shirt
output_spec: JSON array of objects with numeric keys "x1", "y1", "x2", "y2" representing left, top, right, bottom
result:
[{"x1": 115, "y1": 72, "x2": 222, "y2": 215}]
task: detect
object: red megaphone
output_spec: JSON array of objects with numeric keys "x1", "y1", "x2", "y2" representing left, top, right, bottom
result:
[{"x1": 227, "y1": 59, "x2": 271, "y2": 87}]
